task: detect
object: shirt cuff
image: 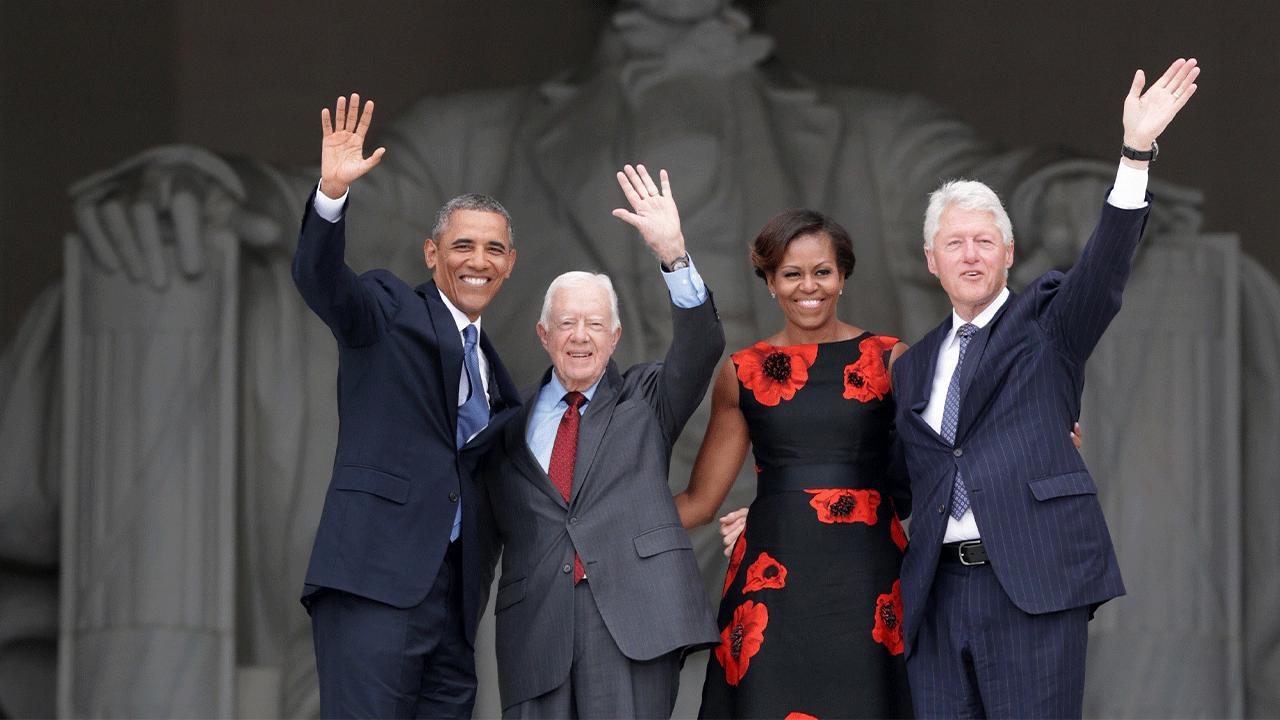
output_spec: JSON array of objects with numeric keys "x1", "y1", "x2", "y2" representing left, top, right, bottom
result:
[
  {"x1": 662, "y1": 253, "x2": 709, "y2": 309},
  {"x1": 1106, "y1": 161, "x2": 1149, "y2": 210},
  {"x1": 313, "y1": 183, "x2": 348, "y2": 223}
]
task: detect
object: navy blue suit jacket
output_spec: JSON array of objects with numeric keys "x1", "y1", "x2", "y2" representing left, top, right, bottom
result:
[
  {"x1": 292, "y1": 196, "x2": 521, "y2": 646},
  {"x1": 892, "y1": 196, "x2": 1149, "y2": 658}
]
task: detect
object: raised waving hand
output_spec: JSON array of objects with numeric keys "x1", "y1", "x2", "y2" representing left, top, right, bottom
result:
[
  {"x1": 612, "y1": 164, "x2": 686, "y2": 266},
  {"x1": 319, "y1": 94, "x2": 386, "y2": 199},
  {"x1": 1123, "y1": 58, "x2": 1199, "y2": 157}
]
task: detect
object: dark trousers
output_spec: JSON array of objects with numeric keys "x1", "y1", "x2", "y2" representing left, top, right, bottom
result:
[
  {"x1": 907, "y1": 561, "x2": 1090, "y2": 719},
  {"x1": 503, "y1": 580, "x2": 681, "y2": 719},
  {"x1": 310, "y1": 541, "x2": 474, "y2": 719}
]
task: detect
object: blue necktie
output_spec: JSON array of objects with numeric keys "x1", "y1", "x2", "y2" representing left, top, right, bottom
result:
[
  {"x1": 452, "y1": 324, "x2": 489, "y2": 541},
  {"x1": 941, "y1": 323, "x2": 977, "y2": 520}
]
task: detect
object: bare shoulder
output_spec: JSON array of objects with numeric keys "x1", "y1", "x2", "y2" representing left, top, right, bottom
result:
[{"x1": 713, "y1": 357, "x2": 740, "y2": 408}]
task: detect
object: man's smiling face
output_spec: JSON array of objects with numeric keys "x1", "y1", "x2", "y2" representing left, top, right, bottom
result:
[{"x1": 424, "y1": 209, "x2": 516, "y2": 321}]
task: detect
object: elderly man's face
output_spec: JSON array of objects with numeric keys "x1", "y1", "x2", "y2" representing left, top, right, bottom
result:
[
  {"x1": 537, "y1": 282, "x2": 621, "y2": 392},
  {"x1": 925, "y1": 206, "x2": 1014, "y2": 322}
]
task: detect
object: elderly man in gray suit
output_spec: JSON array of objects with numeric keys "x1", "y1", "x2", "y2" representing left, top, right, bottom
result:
[{"x1": 475, "y1": 164, "x2": 723, "y2": 718}]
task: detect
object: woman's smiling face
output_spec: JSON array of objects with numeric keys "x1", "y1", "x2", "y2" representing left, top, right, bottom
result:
[{"x1": 767, "y1": 232, "x2": 845, "y2": 334}]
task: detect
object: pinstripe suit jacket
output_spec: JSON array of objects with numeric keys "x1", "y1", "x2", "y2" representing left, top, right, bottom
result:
[
  {"x1": 476, "y1": 296, "x2": 724, "y2": 707},
  {"x1": 892, "y1": 197, "x2": 1149, "y2": 658}
]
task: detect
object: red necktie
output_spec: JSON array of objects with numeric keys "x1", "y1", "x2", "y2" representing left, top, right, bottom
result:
[{"x1": 549, "y1": 391, "x2": 586, "y2": 583}]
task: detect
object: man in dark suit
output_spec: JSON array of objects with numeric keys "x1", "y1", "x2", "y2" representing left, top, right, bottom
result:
[
  {"x1": 477, "y1": 165, "x2": 722, "y2": 717},
  {"x1": 892, "y1": 60, "x2": 1199, "y2": 718},
  {"x1": 292, "y1": 94, "x2": 523, "y2": 718}
]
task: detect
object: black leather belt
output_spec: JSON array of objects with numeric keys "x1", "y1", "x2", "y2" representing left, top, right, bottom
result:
[{"x1": 940, "y1": 540, "x2": 988, "y2": 566}]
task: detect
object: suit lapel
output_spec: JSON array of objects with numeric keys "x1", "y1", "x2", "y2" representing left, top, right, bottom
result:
[
  {"x1": 905, "y1": 318, "x2": 952, "y2": 439},
  {"x1": 570, "y1": 362, "x2": 622, "y2": 501},
  {"x1": 420, "y1": 280, "x2": 463, "y2": 421},
  {"x1": 911, "y1": 316, "x2": 952, "y2": 412},
  {"x1": 508, "y1": 379, "x2": 570, "y2": 509}
]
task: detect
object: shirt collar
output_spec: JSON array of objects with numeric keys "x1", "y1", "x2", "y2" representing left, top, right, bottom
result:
[
  {"x1": 542, "y1": 369, "x2": 603, "y2": 406},
  {"x1": 946, "y1": 287, "x2": 1009, "y2": 344},
  {"x1": 437, "y1": 288, "x2": 480, "y2": 336}
]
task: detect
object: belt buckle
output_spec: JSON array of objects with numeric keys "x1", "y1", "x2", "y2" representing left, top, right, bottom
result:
[{"x1": 958, "y1": 540, "x2": 985, "y2": 566}]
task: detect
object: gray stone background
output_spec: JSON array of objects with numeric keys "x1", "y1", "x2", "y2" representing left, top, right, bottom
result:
[{"x1": 2, "y1": 0, "x2": 1276, "y2": 348}]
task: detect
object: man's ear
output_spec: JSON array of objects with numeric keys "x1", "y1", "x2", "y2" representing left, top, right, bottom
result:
[
  {"x1": 611, "y1": 325, "x2": 621, "y2": 350},
  {"x1": 1004, "y1": 237, "x2": 1015, "y2": 269},
  {"x1": 424, "y1": 238, "x2": 437, "y2": 269},
  {"x1": 536, "y1": 322, "x2": 549, "y2": 351},
  {"x1": 504, "y1": 247, "x2": 516, "y2": 278},
  {"x1": 924, "y1": 246, "x2": 938, "y2": 277}
]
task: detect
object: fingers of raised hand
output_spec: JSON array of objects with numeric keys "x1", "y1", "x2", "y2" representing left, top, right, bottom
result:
[
  {"x1": 354, "y1": 98, "x2": 374, "y2": 137},
  {"x1": 636, "y1": 164, "x2": 660, "y2": 197},
  {"x1": 618, "y1": 164, "x2": 650, "y2": 205}
]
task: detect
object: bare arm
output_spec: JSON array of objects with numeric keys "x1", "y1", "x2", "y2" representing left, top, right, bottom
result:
[{"x1": 675, "y1": 359, "x2": 752, "y2": 529}]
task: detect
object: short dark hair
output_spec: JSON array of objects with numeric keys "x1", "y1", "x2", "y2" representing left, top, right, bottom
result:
[
  {"x1": 433, "y1": 193, "x2": 514, "y2": 246},
  {"x1": 750, "y1": 209, "x2": 855, "y2": 280}
]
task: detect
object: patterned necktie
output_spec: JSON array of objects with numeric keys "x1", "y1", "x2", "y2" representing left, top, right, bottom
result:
[
  {"x1": 549, "y1": 391, "x2": 587, "y2": 583},
  {"x1": 456, "y1": 324, "x2": 489, "y2": 449},
  {"x1": 450, "y1": 325, "x2": 488, "y2": 543},
  {"x1": 941, "y1": 323, "x2": 978, "y2": 520}
]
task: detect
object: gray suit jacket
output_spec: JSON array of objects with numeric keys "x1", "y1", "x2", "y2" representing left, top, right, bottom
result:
[{"x1": 476, "y1": 296, "x2": 724, "y2": 707}]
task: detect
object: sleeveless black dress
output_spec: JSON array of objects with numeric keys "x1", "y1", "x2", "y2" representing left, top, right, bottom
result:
[{"x1": 699, "y1": 333, "x2": 914, "y2": 720}]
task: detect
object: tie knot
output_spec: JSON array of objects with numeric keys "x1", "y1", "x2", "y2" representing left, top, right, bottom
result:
[
  {"x1": 463, "y1": 323, "x2": 478, "y2": 348},
  {"x1": 957, "y1": 323, "x2": 978, "y2": 340},
  {"x1": 563, "y1": 391, "x2": 586, "y2": 410}
]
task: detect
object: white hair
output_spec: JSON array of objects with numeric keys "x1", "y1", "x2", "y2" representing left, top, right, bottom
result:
[
  {"x1": 923, "y1": 179, "x2": 1014, "y2": 249},
  {"x1": 539, "y1": 271, "x2": 621, "y2": 332}
]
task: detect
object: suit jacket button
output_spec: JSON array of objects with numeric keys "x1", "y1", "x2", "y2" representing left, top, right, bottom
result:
[
  {"x1": 569, "y1": 516, "x2": 578, "y2": 524},
  {"x1": 953, "y1": 448, "x2": 963, "y2": 457},
  {"x1": 449, "y1": 491, "x2": 459, "y2": 502},
  {"x1": 938, "y1": 504, "x2": 945, "y2": 514},
  {"x1": 563, "y1": 564, "x2": 573, "y2": 574}
]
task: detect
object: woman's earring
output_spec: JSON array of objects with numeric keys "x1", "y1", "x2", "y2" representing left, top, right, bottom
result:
[{"x1": 771, "y1": 292, "x2": 777, "y2": 299}]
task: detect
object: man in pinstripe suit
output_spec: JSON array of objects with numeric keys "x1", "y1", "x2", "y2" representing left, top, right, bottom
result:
[
  {"x1": 475, "y1": 165, "x2": 721, "y2": 717},
  {"x1": 891, "y1": 59, "x2": 1200, "y2": 718}
]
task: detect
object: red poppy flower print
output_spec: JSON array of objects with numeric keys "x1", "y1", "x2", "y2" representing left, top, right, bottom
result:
[
  {"x1": 805, "y1": 488, "x2": 880, "y2": 525},
  {"x1": 785, "y1": 714, "x2": 819, "y2": 720},
  {"x1": 873, "y1": 580, "x2": 905, "y2": 656},
  {"x1": 843, "y1": 335, "x2": 899, "y2": 402},
  {"x1": 723, "y1": 529, "x2": 748, "y2": 598},
  {"x1": 890, "y1": 513, "x2": 908, "y2": 552},
  {"x1": 716, "y1": 600, "x2": 768, "y2": 686},
  {"x1": 733, "y1": 342, "x2": 819, "y2": 406},
  {"x1": 742, "y1": 552, "x2": 788, "y2": 593}
]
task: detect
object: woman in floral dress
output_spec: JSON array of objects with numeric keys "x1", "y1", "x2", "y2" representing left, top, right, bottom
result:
[{"x1": 675, "y1": 209, "x2": 913, "y2": 719}]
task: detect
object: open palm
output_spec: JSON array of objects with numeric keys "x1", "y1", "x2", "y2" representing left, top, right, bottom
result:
[
  {"x1": 320, "y1": 93, "x2": 385, "y2": 197},
  {"x1": 1123, "y1": 58, "x2": 1199, "y2": 147}
]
